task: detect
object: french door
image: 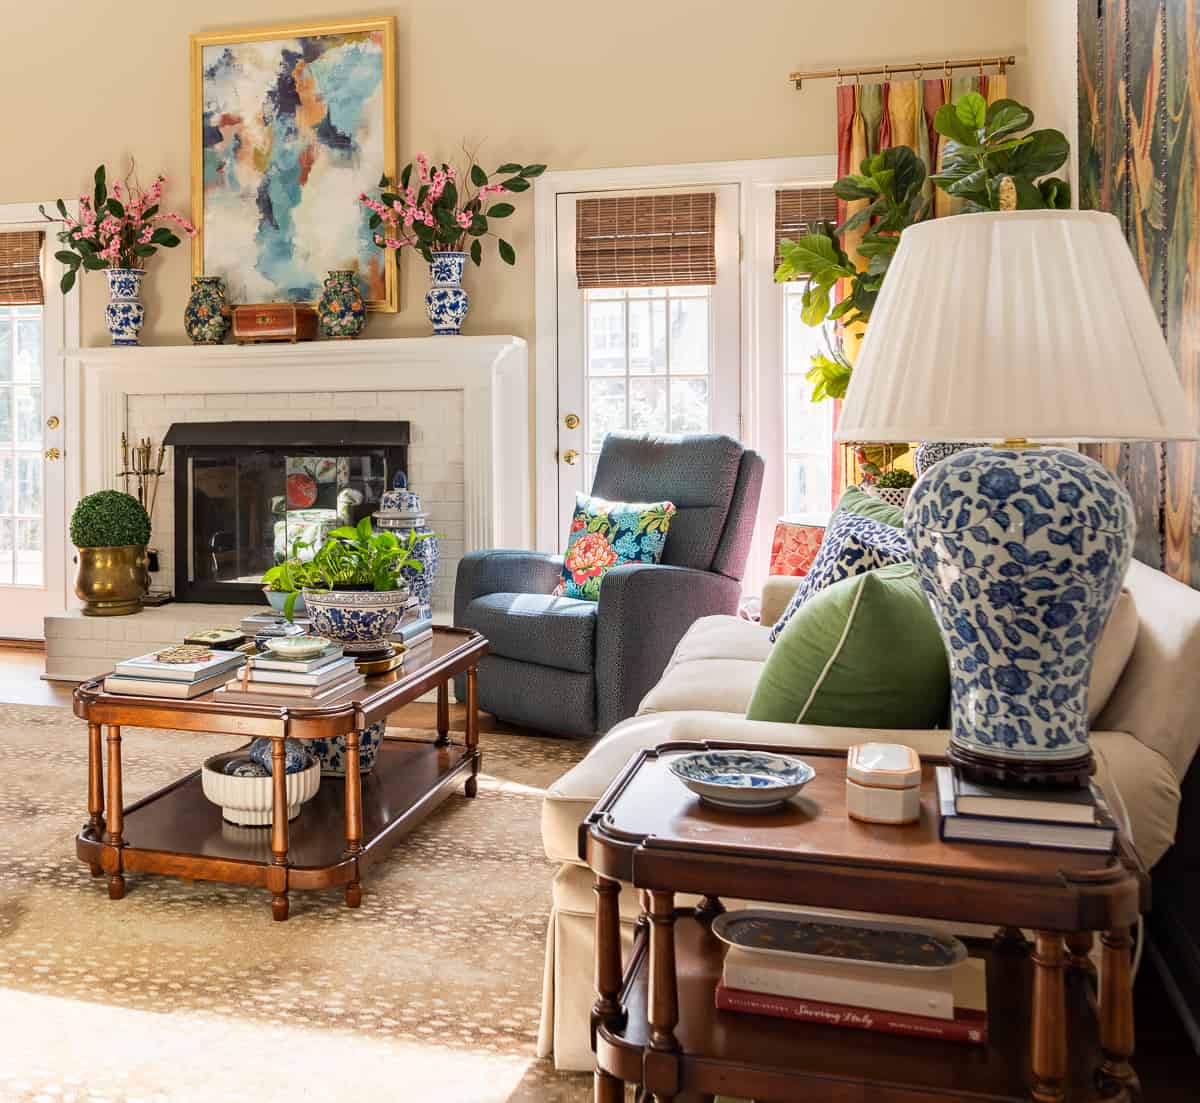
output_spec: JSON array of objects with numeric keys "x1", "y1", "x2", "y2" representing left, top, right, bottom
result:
[
  {"x1": 554, "y1": 184, "x2": 741, "y2": 530},
  {"x1": 0, "y1": 214, "x2": 69, "y2": 640}
]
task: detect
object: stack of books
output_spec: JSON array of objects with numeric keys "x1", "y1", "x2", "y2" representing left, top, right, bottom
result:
[
  {"x1": 238, "y1": 612, "x2": 308, "y2": 650},
  {"x1": 218, "y1": 642, "x2": 365, "y2": 704},
  {"x1": 393, "y1": 604, "x2": 432, "y2": 649},
  {"x1": 714, "y1": 916, "x2": 988, "y2": 1046},
  {"x1": 105, "y1": 649, "x2": 246, "y2": 699},
  {"x1": 935, "y1": 766, "x2": 1117, "y2": 853}
]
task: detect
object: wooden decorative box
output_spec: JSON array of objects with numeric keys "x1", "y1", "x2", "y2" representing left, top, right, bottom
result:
[{"x1": 232, "y1": 303, "x2": 318, "y2": 344}]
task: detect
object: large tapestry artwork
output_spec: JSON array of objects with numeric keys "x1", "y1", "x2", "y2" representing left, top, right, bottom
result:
[
  {"x1": 1079, "y1": 0, "x2": 1199, "y2": 584},
  {"x1": 190, "y1": 18, "x2": 397, "y2": 310}
]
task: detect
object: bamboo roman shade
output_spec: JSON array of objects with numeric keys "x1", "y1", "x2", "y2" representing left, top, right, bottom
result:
[
  {"x1": 575, "y1": 192, "x2": 717, "y2": 288},
  {"x1": 0, "y1": 232, "x2": 44, "y2": 306},
  {"x1": 774, "y1": 186, "x2": 839, "y2": 270}
]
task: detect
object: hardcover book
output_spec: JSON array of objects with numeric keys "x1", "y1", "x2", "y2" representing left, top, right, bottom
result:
[
  {"x1": 113, "y1": 650, "x2": 245, "y2": 683},
  {"x1": 245, "y1": 656, "x2": 357, "y2": 685},
  {"x1": 951, "y1": 771, "x2": 1098, "y2": 824},
  {"x1": 104, "y1": 667, "x2": 237, "y2": 699}
]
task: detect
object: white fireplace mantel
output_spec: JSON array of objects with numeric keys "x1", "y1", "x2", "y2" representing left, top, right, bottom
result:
[{"x1": 66, "y1": 335, "x2": 531, "y2": 553}]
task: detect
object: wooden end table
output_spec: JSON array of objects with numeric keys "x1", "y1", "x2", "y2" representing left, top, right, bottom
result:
[
  {"x1": 583, "y1": 742, "x2": 1148, "y2": 1103},
  {"x1": 74, "y1": 626, "x2": 487, "y2": 921}
]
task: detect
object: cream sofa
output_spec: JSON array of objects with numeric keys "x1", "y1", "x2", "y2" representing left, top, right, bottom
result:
[{"x1": 536, "y1": 558, "x2": 1200, "y2": 1071}]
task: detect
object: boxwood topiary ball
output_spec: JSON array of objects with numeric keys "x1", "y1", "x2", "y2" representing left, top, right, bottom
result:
[{"x1": 69, "y1": 490, "x2": 152, "y2": 548}]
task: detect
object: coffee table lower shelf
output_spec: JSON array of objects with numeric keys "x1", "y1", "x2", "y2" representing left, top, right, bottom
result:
[
  {"x1": 76, "y1": 737, "x2": 478, "y2": 918},
  {"x1": 596, "y1": 914, "x2": 1111, "y2": 1103}
]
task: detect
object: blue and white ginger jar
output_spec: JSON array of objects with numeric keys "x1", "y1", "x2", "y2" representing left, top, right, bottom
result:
[{"x1": 105, "y1": 268, "x2": 145, "y2": 346}]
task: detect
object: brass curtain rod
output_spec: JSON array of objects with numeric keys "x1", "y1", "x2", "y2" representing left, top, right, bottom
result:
[{"x1": 789, "y1": 55, "x2": 1016, "y2": 90}]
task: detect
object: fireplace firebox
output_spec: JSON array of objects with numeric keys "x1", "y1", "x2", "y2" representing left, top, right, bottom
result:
[{"x1": 164, "y1": 420, "x2": 409, "y2": 603}]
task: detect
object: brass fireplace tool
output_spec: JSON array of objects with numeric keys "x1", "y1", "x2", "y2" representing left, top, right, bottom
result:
[{"x1": 117, "y1": 433, "x2": 167, "y2": 519}]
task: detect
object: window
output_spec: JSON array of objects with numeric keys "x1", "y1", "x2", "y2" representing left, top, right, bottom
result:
[
  {"x1": 0, "y1": 303, "x2": 44, "y2": 585},
  {"x1": 582, "y1": 285, "x2": 714, "y2": 487}
]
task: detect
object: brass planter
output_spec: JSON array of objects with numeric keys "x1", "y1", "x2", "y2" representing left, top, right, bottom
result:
[{"x1": 74, "y1": 545, "x2": 148, "y2": 617}]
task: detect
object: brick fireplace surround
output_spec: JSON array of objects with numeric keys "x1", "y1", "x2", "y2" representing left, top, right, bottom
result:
[{"x1": 45, "y1": 336, "x2": 528, "y2": 681}]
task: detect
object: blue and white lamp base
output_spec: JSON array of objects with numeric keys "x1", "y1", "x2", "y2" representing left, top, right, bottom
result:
[{"x1": 905, "y1": 445, "x2": 1134, "y2": 784}]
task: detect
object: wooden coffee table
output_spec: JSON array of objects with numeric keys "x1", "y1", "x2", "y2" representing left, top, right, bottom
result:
[
  {"x1": 583, "y1": 741, "x2": 1148, "y2": 1103},
  {"x1": 74, "y1": 626, "x2": 487, "y2": 921}
]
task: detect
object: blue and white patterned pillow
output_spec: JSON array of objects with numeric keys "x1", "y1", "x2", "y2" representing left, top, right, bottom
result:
[{"x1": 769, "y1": 509, "x2": 911, "y2": 642}]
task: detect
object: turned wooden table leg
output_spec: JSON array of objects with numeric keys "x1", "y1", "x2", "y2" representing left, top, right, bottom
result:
[
  {"x1": 1100, "y1": 926, "x2": 1139, "y2": 1100},
  {"x1": 269, "y1": 738, "x2": 290, "y2": 921},
  {"x1": 1031, "y1": 932, "x2": 1067, "y2": 1103},
  {"x1": 86, "y1": 722, "x2": 105, "y2": 875},
  {"x1": 105, "y1": 725, "x2": 125, "y2": 899},
  {"x1": 344, "y1": 729, "x2": 363, "y2": 908},
  {"x1": 593, "y1": 875, "x2": 626, "y2": 1103},
  {"x1": 464, "y1": 666, "x2": 479, "y2": 798},
  {"x1": 435, "y1": 680, "x2": 450, "y2": 746},
  {"x1": 1066, "y1": 931, "x2": 1096, "y2": 979},
  {"x1": 646, "y1": 889, "x2": 680, "y2": 1102}
]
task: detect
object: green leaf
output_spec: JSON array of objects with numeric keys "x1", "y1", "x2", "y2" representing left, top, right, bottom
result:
[
  {"x1": 1004, "y1": 129, "x2": 1069, "y2": 178},
  {"x1": 140, "y1": 204, "x2": 158, "y2": 221},
  {"x1": 369, "y1": 213, "x2": 381, "y2": 229},
  {"x1": 500, "y1": 176, "x2": 530, "y2": 192},
  {"x1": 60, "y1": 269, "x2": 76, "y2": 294},
  {"x1": 56, "y1": 198, "x2": 69, "y2": 220},
  {"x1": 495, "y1": 162, "x2": 522, "y2": 173},
  {"x1": 81, "y1": 253, "x2": 106, "y2": 271},
  {"x1": 106, "y1": 198, "x2": 125, "y2": 218},
  {"x1": 93, "y1": 164, "x2": 106, "y2": 211},
  {"x1": 955, "y1": 91, "x2": 988, "y2": 131},
  {"x1": 984, "y1": 98, "x2": 1035, "y2": 141},
  {"x1": 400, "y1": 163, "x2": 413, "y2": 190},
  {"x1": 831, "y1": 175, "x2": 878, "y2": 201},
  {"x1": 134, "y1": 244, "x2": 156, "y2": 257},
  {"x1": 470, "y1": 164, "x2": 488, "y2": 187},
  {"x1": 799, "y1": 282, "x2": 832, "y2": 327},
  {"x1": 519, "y1": 164, "x2": 546, "y2": 177},
  {"x1": 933, "y1": 103, "x2": 977, "y2": 147},
  {"x1": 442, "y1": 180, "x2": 458, "y2": 210},
  {"x1": 54, "y1": 250, "x2": 79, "y2": 266},
  {"x1": 833, "y1": 199, "x2": 881, "y2": 237},
  {"x1": 470, "y1": 239, "x2": 482, "y2": 266},
  {"x1": 469, "y1": 215, "x2": 488, "y2": 235},
  {"x1": 777, "y1": 232, "x2": 844, "y2": 278},
  {"x1": 1038, "y1": 176, "x2": 1071, "y2": 209},
  {"x1": 487, "y1": 202, "x2": 515, "y2": 218},
  {"x1": 498, "y1": 238, "x2": 516, "y2": 265}
]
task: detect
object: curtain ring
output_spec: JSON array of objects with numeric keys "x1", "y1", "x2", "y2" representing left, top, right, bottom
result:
[
  {"x1": 944, "y1": 58, "x2": 951, "y2": 77},
  {"x1": 855, "y1": 70, "x2": 862, "y2": 85},
  {"x1": 999, "y1": 58, "x2": 1007, "y2": 76},
  {"x1": 836, "y1": 67, "x2": 843, "y2": 85},
  {"x1": 883, "y1": 65, "x2": 891, "y2": 83}
]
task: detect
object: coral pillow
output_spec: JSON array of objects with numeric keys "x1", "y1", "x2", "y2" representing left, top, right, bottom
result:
[{"x1": 557, "y1": 493, "x2": 676, "y2": 601}]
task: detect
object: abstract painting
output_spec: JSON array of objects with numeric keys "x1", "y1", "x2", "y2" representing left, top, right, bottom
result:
[
  {"x1": 190, "y1": 18, "x2": 396, "y2": 310},
  {"x1": 1079, "y1": 0, "x2": 1200, "y2": 587}
]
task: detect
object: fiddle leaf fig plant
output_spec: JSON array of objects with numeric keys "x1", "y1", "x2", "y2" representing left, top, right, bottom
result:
[{"x1": 931, "y1": 92, "x2": 1070, "y2": 211}]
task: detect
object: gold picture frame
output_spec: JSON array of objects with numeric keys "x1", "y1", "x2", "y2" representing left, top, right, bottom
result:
[{"x1": 189, "y1": 17, "x2": 398, "y2": 312}]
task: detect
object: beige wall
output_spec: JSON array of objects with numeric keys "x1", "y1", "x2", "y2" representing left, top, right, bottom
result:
[
  {"x1": 1025, "y1": 0, "x2": 1079, "y2": 201},
  {"x1": 0, "y1": 1, "x2": 1028, "y2": 347}
]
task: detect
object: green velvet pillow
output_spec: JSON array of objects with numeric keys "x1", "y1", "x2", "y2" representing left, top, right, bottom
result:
[
  {"x1": 747, "y1": 563, "x2": 949, "y2": 728},
  {"x1": 836, "y1": 484, "x2": 905, "y2": 528}
]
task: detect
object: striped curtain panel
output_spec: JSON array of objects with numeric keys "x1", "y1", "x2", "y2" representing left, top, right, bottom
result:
[{"x1": 829, "y1": 72, "x2": 1007, "y2": 498}]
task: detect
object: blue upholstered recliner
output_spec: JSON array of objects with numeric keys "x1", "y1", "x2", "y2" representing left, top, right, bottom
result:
[{"x1": 453, "y1": 432, "x2": 764, "y2": 736}]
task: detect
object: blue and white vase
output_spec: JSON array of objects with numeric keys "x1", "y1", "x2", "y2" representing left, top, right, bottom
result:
[
  {"x1": 310, "y1": 719, "x2": 386, "y2": 777},
  {"x1": 105, "y1": 268, "x2": 145, "y2": 346},
  {"x1": 905, "y1": 446, "x2": 1134, "y2": 769},
  {"x1": 425, "y1": 251, "x2": 469, "y2": 335}
]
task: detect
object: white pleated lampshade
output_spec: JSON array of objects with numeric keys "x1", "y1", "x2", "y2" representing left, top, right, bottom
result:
[{"x1": 835, "y1": 209, "x2": 1198, "y2": 443}]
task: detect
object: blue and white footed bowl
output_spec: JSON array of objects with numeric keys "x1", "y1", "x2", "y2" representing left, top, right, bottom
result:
[
  {"x1": 668, "y1": 750, "x2": 815, "y2": 811},
  {"x1": 913, "y1": 441, "x2": 975, "y2": 477},
  {"x1": 425, "y1": 251, "x2": 469, "y2": 335},
  {"x1": 905, "y1": 446, "x2": 1134, "y2": 766},
  {"x1": 302, "y1": 587, "x2": 410, "y2": 654},
  {"x1": 248, "y1": 737, "x2": 312, "y2": 775},
  {"x1": 310, "y1": 719, "x2": 386, "y2": 777},
  {"x1": 105, "y1": 268, "x2": 145, "y2": 346}
]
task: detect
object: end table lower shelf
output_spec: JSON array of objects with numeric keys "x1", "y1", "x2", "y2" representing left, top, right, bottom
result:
[{"x1": 597, "y1": 911, "x2": 1110, "y2": 1103}]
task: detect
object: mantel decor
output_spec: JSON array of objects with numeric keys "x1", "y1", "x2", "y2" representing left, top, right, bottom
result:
[
  {"x1": 838, "y1": 209, "x2": 1197, "y2": 786},
  {"x1": 190, "y1": 17, "x2": 398, "y2": 311}
]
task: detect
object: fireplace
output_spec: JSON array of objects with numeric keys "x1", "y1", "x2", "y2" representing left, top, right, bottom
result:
[{"x1": 164, "y1": 420, "x2": 409, "y2": 603}]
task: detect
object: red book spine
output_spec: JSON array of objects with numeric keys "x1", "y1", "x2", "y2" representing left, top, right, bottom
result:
[{"x1": 714, "y1": 984, "x2": 987, "y2": 1046}]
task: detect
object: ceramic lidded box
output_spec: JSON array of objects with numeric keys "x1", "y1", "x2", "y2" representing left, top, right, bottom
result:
[{"x1": 846, "y1": 743, "x2": 922, "y2": 824}]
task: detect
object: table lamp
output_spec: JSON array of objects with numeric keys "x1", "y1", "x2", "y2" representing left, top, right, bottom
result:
[{"x1": 837, "y1": 209, "x2": 1197, "y2": 785}]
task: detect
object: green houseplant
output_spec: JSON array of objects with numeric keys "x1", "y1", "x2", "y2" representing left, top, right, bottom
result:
[{"x1": 70, "y1": 490, "x2": 152, "y2": 617}]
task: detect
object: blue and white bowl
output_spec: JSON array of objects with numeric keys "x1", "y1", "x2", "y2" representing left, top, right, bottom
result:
[
  {"x1": 668, "y1": 750, "x2": 816, "y2": 811},
  {"x1": 310, "y1": 719, "x2": 386, "y2": 777},
  {"x1": 302, "y1": 587, "x2": 410, "y2": 655}
]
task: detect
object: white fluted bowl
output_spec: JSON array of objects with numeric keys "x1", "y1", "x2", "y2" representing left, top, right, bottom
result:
[{"x1": 201, "y1": 751, "x2": 321, "y2": 827}]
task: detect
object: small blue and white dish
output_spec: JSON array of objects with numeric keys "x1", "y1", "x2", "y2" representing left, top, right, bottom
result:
[{"x1": 668, "y1": 749, "x2": 816, "y2": 812}]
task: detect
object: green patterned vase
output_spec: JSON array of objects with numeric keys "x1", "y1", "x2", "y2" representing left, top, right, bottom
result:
[
  {"x1": 183, "y1": 276, "x2": 230, "y2": 345},
  {"x1": 318, "y1": 269, "x2": 366, "y2": 339}
]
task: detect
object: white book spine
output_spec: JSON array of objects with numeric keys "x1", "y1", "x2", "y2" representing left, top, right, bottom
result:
[{"x1": 722, "y1": 953, "x2": 955, "y2": 1020}]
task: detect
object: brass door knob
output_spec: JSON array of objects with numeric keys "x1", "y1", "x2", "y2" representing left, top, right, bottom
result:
[
  {"x1": 562, "y1": 449, "x2": 580, "y2": 466},
  {"x1": 46, "y1": 415, "x2": 60, "y2": 430},
  {"x1": 44, "y1": 447, "x2": 61, "y2": 461},
  {"x1": 563, "y1": 412, "x2": 580, "y2": 430}
]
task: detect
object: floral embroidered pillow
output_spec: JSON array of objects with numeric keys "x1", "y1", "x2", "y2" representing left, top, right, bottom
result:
[{"x1": 557, "y1": 494, "x2": 677, "y2": 601}]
